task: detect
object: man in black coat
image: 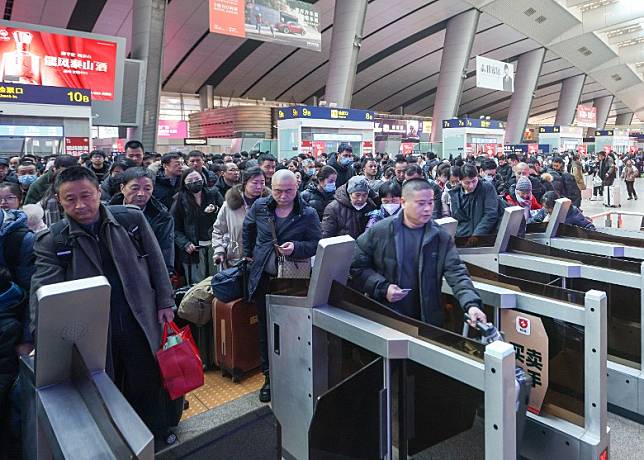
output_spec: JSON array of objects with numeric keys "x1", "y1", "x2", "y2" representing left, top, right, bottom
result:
[
  {"x1": 152, "y1": 152, "x2": 183, "y2": 209},
  {"x1": 327, "y1": 143, "x2": 356, "y2": 188},
  {"x1": 351, "y1": 179, "x2": 486, "y2": 327},
  {"x1": 243, "y1": 169, "x2": 321, "y2": 403},
  {"x1": 448, "y1": 164, "x2": 499, "y2": 237},
  {"x1": 550, "y1": 157, "x2": 581, "y2": 207}
]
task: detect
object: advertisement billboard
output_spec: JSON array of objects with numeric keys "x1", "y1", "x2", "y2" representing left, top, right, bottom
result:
[
  {"x1": 65, "y1": 137, "x2": 90, "y2": 156},
  {"x1": 476, "y1": 56, "x2": 514, "y2": 92},
  {"x1": 158, "y1": 120, "x2": 188, "y2": 139},
  {"x1": 210, "y1": 0, "x2": 322, "y2": 52},
  {"x1": 0, "y1": 25, "x2": 117, "y2": 100},
  {"x1": 375, "y1": 118, "x2": 424, "y2": 140},
  {"x1": 575, "y1": 104, "x2": 596, "y2": 128}
]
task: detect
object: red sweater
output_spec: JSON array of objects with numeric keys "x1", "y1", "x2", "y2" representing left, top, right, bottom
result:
[{"x1": 504, "y1": 193, "x2": 541, "y2": 210}]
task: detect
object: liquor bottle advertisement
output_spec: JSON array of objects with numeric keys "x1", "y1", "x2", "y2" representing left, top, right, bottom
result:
[{"x1": 0, "y1": 26, "x2": 117, "y2": 101}]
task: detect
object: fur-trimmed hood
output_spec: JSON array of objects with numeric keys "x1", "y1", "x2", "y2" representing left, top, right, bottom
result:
[{"x1": 225, "y1": 184, "x2": 271, "y2": 211}]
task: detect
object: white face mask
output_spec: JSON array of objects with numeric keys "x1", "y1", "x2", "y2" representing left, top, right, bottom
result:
[
  {"x1": 382, "y1": 203, "x2": 400, "y2": 215},
  {"x1": 483, "y1": 174, "x2": 494, "y2": 182},
  {"x1": 353, "y1": 202, "x2": 367, "y2": 211},
  {"x1": 516, "y1": 195, "x2": 529, "y2": 205}
]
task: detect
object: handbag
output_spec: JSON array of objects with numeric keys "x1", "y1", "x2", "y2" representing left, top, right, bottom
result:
[
  {"x1": 156, "y1": 321, "x2": 204, "y2": 400},
  {"x1": 178, "y1": 276, "x2": 214, "y2": 326},
  {"x1": 268, "y1": 217, "x2": 311, "y2": 279},
  {"x1": 592, "y1": 175, "x2": 603, "y2": 187},
  {"x1": 210, "y1": 259, "x2": 248, "y2": 302}
]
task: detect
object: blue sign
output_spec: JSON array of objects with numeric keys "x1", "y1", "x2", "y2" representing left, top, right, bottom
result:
[
  {"x1": 275, "y1": 105, "x2": 375, "y2": 122},
  {"x1": 0, "y1": 83, "x2": 91, "y2": 106},
  {"x1": 538, "y1": 126, "x2": 561, "y2": 134},
  {"x1": 0, "y1": 125, "x2": 63, "y2": 137},
  {"x1": 594, "y1": 130, "x2": 614, "y2": 137},
  {"x1": 442, "y1": 118, "x2": 504, "y2": 129}
]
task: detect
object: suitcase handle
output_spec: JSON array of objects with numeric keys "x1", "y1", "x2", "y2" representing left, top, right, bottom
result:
[{"x1": 273, "y1": 323, "x2": 280, "y2": 355}]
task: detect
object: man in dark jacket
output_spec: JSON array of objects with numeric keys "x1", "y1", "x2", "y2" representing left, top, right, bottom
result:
[
  {"x1": 448, "y1": 164, "x2": 499, "y2": 237},
  {"x1": 87, "y1": 150, "x2": 110, "y2": 182},
  {"x1": 321, "y1": 176, "x2": 376, "y2": 239},
  {"x1": 109, "y1": 167, "x2": 175, "y2": 274},
  {"x1": 214, "y1": 162, "x2": 240, "y2": 197},
  {"x1": 496, "y1": 155, "x2": 513, "y2": 184},
  {"x1": 327, "y1": 143, "x2": 356, "y2": 188},
  {"x1": 153, "y1": 152, "x2": 183, "y2": 209},
  {"x1": 351, "y1": 179, "x2": 486, "y2": 327},
  {"x1": 187, "y1": 150, "x2": 218, "y2": 187},
  {"x1": 23, "y1": 155, "x2": 78, "y2": 205},
  {"x1": 0, "y1": 158, "x2": 18, "y2": 184},
  {"x1": 480, "y1": 159, "x2": 506, "y2": 196},
  {"x1": 30, "y1": 166, "x2": 176, "y2": 444},
  {"x1": 243, "y1": 169, "x2": 321, "y2": 403},
  {"x1": 550, "y1": 157, "x2": 581, "y2": 207}
]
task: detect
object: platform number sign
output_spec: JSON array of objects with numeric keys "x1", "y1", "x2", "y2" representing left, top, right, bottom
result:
[{"x1": 501, "y1": 309, "x2": 549, "y2": 414}]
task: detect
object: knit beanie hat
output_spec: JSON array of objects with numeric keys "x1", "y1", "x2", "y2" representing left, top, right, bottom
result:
[
  {"x1": 347, "y1": 176, "x2": 369, "y2": 194},
  {"x1": 516, "y1": 176, "x2": 532, "y2": 193}
]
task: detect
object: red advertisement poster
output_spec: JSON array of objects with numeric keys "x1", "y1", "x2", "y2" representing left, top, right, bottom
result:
[
  {"x1": 527, "y1": 144, "x2": 538, "y2": 155},
  {"x1": 209, "y1": 0, "x2": 246, "y2": 38},
  {"x1": 575, "y1": 105, "x2": 596, "y2": 128},
  {"x1": 158, "y1": 120, "x2": 188, "y2": 139},
  {"x1": 483, "y1": 144, "x2": 496, "y2": 157},
  {"x1": 577, "y1": 144, "x2": 587, "y2": 156},
  {"x1": 311, "y1": 140, "x2": 326, "y2": 159},
  {"x1": 65, "y1": 136, "x2": 90, "y2": 157},
  {"x1": 0, "y1": 26, "x2": 117, "y2": 101},
  {"x1": 400, "y1": 142, "x2": 415, "y2": 155}
]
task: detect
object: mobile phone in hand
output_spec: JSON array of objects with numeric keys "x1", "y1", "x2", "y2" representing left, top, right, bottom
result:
[{"x1": 400, "y1": 288, "x2": 412, "y2": 294}]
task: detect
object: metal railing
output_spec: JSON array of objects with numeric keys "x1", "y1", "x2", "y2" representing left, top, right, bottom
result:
[{"x1": 588, "y1": 210, "x2": 644, "y2": 229}]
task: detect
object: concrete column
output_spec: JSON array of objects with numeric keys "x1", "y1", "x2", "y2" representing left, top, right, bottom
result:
[
  {"x1": 554, "y1": 74, "x2": 585, "y2": 126},
  {"x1": 130, "y1": 0, "x2": 167, "y2": 151},
  {"x1": 505, "y1": 48, "x2": 546, "y2": 144},
  {"x1": 615, "y1": 112, "x2": 634, "y2": 126},
  {"x1": 199, "y1": 85, "x2": 214, "y2": 111},
  {"x1": 593, "y1": 95, "x2": 613, "y2": 130},
  {"x1": 324, "y1": 0, "x2": 368, "y2": 108},
  {"x1": 430, "y1": 9, "x2": 480, "y2": 143}
]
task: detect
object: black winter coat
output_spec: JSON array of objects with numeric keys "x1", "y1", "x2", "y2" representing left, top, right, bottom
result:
[
  {"x1": 448, "y1": 180, "x2": 499, "y2": 237},
  {"x1": 242, "y1": 195, "x2": 321, "y2": 299},
  {"x1": 327, "y1": 152, "x2": 355, "y2": 188},
  {"x1": 350, "y1": 213, "x2": 482, "y2": 326},
  {"x1": 110, "y1": 193, "x2": 175, "y2": 273},
  {"x1": 301, "y1": 183, "x2": 334, "y2": 220},
  {"x1": 153, "y1": 172, "x2": 181, "y2": 210},
  {"x1": 321, "y1": 184, "x2": 377, "y2": 239},
  {"x1": 497, "y1": 163, "x2": 513, "y2": 184}
]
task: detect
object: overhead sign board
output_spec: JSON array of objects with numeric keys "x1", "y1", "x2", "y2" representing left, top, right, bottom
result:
[
  {"x1": 0, "y1": 82, "x2": 90, "y2": 106},
  {"x1": 0, "y1": 25, "x2": 117, "y2": 100},
  {"x1": 375, "y1": 117, "x2": 425, "y2": 139},
  {"x1": 595, "y1": 130, "x2": 614, "y2": 137},
  {"x1": 210, "y1": 0, "x2": 322, "y2": 52},
  {"x1": 0, "y1": 125, "x2": 63, "y2": 136},
  {"x1": 442, "y1": 118, "x2": 505, "y2": 129},
  {"x1": 184, "y1": 137, "x2": 208, "y2": 145},
  {"x1": 276, "y1": 105, "x2": 375, "y2": 123},
  {"x1": 575, "y1": 104, "x2": 596, "y2": 128},
  {"x1": 476, "y1": 55, "x2": 514, "y2": 92}
]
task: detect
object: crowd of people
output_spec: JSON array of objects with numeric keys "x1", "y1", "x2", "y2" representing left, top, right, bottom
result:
[{"x1": 0, "y1": 140, "x2": 641, "y2": 452}]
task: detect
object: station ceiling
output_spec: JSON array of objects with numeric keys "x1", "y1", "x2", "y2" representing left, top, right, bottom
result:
[{"x1": 2, "y1": 0, "x2": 642, "y2": 125}]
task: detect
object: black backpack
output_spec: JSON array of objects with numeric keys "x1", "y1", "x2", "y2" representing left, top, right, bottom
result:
[
  {"x1": 1, "y1": 226, "x2": 30, "y2": 281},
  {"x1": 49, "y1": 205, "x2": 145, "y2": 268}
]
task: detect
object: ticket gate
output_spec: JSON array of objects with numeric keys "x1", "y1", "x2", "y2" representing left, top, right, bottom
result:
[
  {"x1": 24, "y1": 277, "x2": 154, "y2": 460},
  {"x1": 458, "y1": 206, "x2": 644, "y2": 420},
  {"x1": 442, "y1": 264, "x2": 609, "y2": 459},
  {"x1": 268, "y1": 236, "x2": 517, "y2": 460}
]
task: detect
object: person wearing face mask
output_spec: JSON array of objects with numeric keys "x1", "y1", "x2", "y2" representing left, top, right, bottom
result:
[
  {"x1": 351, "y1": 179, "x2": 487, "y2": 327},
  {"x1": 16, "y1": 161, "x2": 38, "y2": 194},
  {"x1": 321, "y1": 175, "x2": 377, "y2": 239},
  {"x1": 299, "y1": 158, "x2": 316, "y2": 191},
  {"x1": 301, "y1": 165, "x2": 337, "y2": 220},
  {"x1": 480, "y1": 159, "x2": 506, "y2": 196},
  {"x1": 448, "y1": 164, "x2": 499, "y2": 237},
  {"x1": 327, "y1": 143, "x2": 356, "y2": 188},
  {"x1": 504, "y1": 176, "x2": 541, "y2": 224},
  {"x1": 366, "y1": 181, "x2": 402, "y2": 229},
  {"x1": 172, "y1": 169, "x2": 224, "y2": 284}
]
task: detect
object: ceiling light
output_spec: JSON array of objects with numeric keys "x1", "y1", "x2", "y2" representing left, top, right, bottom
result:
[{"x1": 524, "y1": 7, "x2": 536, "y2": 16}]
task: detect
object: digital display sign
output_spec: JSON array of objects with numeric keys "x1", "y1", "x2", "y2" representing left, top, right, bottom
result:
[
  {"x1": 210, "y1": 0, "x2": 322, "y2": 52},
  {"x1": 442, "y1": 118, "x2": 504, "y2": 129},
  {"x1": 0, "y1": 25, "x2": 117, "y2": 100},
  {"x1": 0, "y1": 125, "x2": 63, "y2": 136},
  {"x1": 276, "y1": 105, "x2": 375, "y2": 122},
  {"x1": 0, "y1": 82, "x2": 90, "y2": 106}
]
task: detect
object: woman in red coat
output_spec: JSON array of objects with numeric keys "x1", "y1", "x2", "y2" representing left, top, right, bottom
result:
[{"x1": 504, "y1": 176, "x2": 541, "y2": 223}]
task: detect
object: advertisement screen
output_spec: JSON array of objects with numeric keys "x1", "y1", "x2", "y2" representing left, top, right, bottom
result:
[
  {"x1": 158, "y1": 120, "x2": 188, "y2": 139},
  {"x1": 210, "y1": 0, "x2": 322, "y2": 52},
  {"x1": 575, "y1": 104, "x2": 596, "y2": 128},
  {"x1": 375, "y1": 118, "x2": 424, "y2": 140},
  {"x1": 476, "y1": 55, "x2": 514, "y2": 92},
  {"x1": 0, "y1": 26, "x2": 117, "y2": 100}
]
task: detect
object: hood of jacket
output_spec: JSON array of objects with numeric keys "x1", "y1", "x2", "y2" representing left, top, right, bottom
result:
[
  {"x1": 333, "y1": 183, "x2": 376, "y2": 210},
  {"x1": 0, "y1": 281, "x2": 25, "y2": 314},
  {"x1": 225, "y1": 184, "x2": 271, "y2": 211},
  {"x1": 0, "y1": 209, "x2": 28, "y2": 238},
  {"x1": 109, "y1": 192, "x2": 169, "y2": 216}
]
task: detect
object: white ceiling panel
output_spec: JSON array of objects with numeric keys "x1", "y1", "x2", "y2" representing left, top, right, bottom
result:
[
  {"x1": 549, "y1": 32, "x2": 618, "y2": 71},
  {"x1": 590, "y1": 64, "x2": 642, "y2": 94}
]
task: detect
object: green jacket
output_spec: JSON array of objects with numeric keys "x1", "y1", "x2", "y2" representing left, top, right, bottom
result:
[{"x1": 23, "y1": 171, "x2": 52, "y2": 205}]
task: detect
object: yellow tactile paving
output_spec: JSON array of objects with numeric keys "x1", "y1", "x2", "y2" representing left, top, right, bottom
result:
[{"x1": 181, "y1": 369, "x2": 264, "y2": 420}]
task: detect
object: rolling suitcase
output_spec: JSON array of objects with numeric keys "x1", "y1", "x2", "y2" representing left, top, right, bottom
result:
[
  {"x1": 603, "y1": 185, "x2": 621, "y2": 207},
  {"x1": 213, "y1": 297, "x2": 261, "y2": 382}
]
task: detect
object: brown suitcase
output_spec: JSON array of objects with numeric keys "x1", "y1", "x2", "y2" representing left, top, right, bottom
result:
[{"x1": 212, "y1": 297, "x2": 261, "y2": 382}]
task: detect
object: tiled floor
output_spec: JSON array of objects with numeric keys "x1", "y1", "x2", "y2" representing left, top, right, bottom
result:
[
  {"x1": 182, "y1": 369, "x2": 264, "y2": 420},
  {"x1": 582, "y1": 177, "x2": 643, "y2": 230}
]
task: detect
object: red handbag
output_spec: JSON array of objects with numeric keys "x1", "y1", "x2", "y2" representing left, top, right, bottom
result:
[{"x1": 156, "y1": 321, "x2": 204, "y2": 400}]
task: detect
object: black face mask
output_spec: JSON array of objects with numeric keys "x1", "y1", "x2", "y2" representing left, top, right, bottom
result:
[{"x1": 185, "y1": 181, "x2": 204, "y2": 193}]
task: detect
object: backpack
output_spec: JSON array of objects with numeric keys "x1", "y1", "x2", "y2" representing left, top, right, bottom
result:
[
  {"x1": 49, "y1": 205, "x2": 145, "y2": 269},
  {"x1": 0, "y1": 210, "x2": 31, "y2": 284}
]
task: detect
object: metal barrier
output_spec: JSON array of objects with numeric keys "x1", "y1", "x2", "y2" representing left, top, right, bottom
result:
[{"x1": 588, "y1": 210, "x2": 644, "y2": 230}]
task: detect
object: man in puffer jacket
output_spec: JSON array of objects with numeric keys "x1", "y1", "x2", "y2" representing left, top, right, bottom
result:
[
  {"x1": 0, "y1": 268, "x2": 25, "y2": 407},
  {"x1": 550, "y1": 157, "x2": 581, "y2": 207},
  {"x1": 321, "y1": 176, "x2": 377, "y2": 239}
]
